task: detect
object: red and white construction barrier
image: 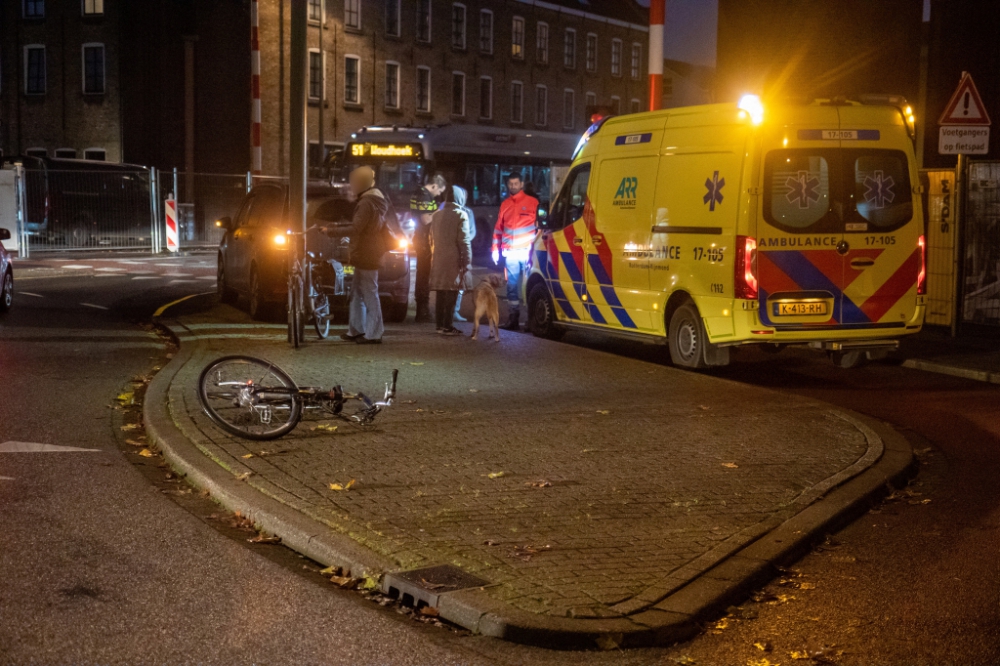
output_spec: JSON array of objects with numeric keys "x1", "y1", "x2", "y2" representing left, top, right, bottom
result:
[
  {"x1": 164, "y1": 199, "x2": 179, "y2": 253},
  {"x1": 251, "y1": 0, "x2": 262, "y2": 175},
  {"x1": 648, "y1": 0, "x2": 664, "y2": 111}
]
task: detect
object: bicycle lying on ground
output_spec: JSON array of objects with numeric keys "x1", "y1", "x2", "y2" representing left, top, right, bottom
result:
[{"x1": 197, "y1": 355, "x2": 398, "y2": 440}]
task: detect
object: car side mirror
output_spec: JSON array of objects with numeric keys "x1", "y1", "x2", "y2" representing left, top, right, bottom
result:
[
  {"x1": 215, "y1": 216, "x2": 232, "y2": 231},
  {"x1": 0, "y1": 229, "x2": 10, "y2": 241}
]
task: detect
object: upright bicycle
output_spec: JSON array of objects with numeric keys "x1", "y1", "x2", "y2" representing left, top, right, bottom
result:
[
  {"x1": 197, "y1": 355, "x2": 398, "y2": 440},
  {"x1": 285, "y1": 227, "x2": 347, "y2": 348}
]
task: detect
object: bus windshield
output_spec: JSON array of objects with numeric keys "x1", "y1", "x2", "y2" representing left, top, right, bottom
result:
[{"x1": 347, "y1": 160, "x2": 424, "y2": 212}]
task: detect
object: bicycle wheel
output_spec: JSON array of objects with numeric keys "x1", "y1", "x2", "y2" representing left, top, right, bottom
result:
[
  {"x1": 198, "y1": 355, "x2": 303, "y2": 440},
  {"x1": 312, "y1": 292, "x2": 331, "y2": 339}
]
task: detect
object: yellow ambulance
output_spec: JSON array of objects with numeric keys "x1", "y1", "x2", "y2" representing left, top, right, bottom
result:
[{"x1": 525, "y1": 96, "x2": 926, "y2": 368}]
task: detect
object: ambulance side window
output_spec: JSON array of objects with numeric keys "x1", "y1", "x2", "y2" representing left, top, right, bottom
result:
[
  {"x1": 850, "y1": 150, "x2": 912, "y2": 231},
  {"x1": 764, "y1": 151, "x2": 835, "y2": 233},
  {"x1": 549, "y1": 163, "x2": 591, "y2": 231}
]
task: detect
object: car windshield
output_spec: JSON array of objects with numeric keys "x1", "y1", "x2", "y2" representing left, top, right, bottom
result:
[{"x1": 307, "y1": 196, "x2": 354, "y2": 225}]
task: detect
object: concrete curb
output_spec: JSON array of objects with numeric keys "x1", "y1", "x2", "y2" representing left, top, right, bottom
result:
[
  {"x1": 145, "y1": 322, "x2": 915, "y2": 650},
  {"x1": 903, "y1": 358, "x2": 1000, "y2": 385}
]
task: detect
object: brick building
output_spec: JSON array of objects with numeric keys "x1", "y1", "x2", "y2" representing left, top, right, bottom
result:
[
  {"x1": 0, "y1": 0, "x2": 122, "y2": 162},
  {"x1": 715, "y1": 0, "x2": 922, "y2": 106},
  {"x1": 257, "y1": 0, "x2": 650, "y2": 176}
]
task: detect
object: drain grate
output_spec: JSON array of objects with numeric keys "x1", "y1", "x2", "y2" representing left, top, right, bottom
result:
[{"x1": 382, "y1": 564, "x2": 491, "y2": 610}]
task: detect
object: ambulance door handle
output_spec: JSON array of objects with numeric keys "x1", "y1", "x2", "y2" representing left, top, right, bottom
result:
[
  {"x1": 592, "y1": 235, "x2": 604, "y2": 245},
  {"x1": 572, "y1": 237, "x2": 584, "y2": 246}
]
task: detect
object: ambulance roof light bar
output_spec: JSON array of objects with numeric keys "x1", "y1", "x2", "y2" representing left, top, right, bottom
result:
[
  {"x1": 572, "y1": 114, "x2": 614, "y2": 160},
  {"x1": 738, "y1": 94, "x2": 764, "y2": 125}
]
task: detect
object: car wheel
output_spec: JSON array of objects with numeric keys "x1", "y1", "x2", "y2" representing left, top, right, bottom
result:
[
  {"x1": 217, "y1": 258, "x2": 237, "y2": 305},
  {"x1": 386, "y1": 301, "x2": 409, "y2": 323},
  {"x1": 248, "y1": 267, "x2": 269, "y2": 321},
  {"x1": 668, "y1": 302, "x2": 707, "y2": 369},
  {"x1": 831, "y1": 350, "x2": 867, "y2": 369},
  {"x1": 0, "y1": 270, "x2": 12, "y2": 312},
  {"x1": 528, "y1": 283, "x2": 563, "y2": 340}
]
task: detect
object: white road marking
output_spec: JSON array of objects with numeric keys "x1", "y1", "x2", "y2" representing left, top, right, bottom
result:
[
  {"x1": 0, "y1": 327, "x2": 158, "y2": 338},
  {"x1": 61, "y1": 265, "x2": 93, "y2": 270},
  {"x1": 183, "y1": 323, "x2": 287, "y2": 330},
  {"x1": 18, "y1": 291, "x2": 43, "y2": 297},
  {"x1": 168, "y1": 280, "x2": 198, "y2": 285},
  {"x1": 95, "y1": 267, "x2": 127, "y2": 272},
  {"x1": 0, "y1": 441, "x2": 100, "y2": 453},
  {"x1": 0, "y1": 476, "x2": 14, "y2": 481},
  {"x1": 132, "y1": 276, "x2": 160, "y2": 280},
  {"x1": 80, "y1": 302, "x2": 109, "y2": 310},
  {"x1": 164, "y1": 273, "x2": 193, "y2": 277},
  {"x1": 198, "y1": 276, "x2": 217, "y2": 281}
]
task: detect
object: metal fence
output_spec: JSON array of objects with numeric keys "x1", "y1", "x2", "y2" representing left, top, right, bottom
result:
[{"x1": 963, "y1": 161, "x2": 1000, "y2": 326}]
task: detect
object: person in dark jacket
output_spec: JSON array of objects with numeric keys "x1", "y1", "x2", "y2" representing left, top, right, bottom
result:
[
  {"x1": 341, "y1": 166, "x2": 389, "y2": 344},
  {"x1": 429, "y1": 185, "x2": 474, "y2": 335},
  {"x1": 410, "y1": 173, "x2": 447, "y2": 323}
]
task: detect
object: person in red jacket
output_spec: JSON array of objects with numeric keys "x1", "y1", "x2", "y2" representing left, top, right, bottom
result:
[{"x1": 491, "y1": 172, "x2": 539, "y2": 331}]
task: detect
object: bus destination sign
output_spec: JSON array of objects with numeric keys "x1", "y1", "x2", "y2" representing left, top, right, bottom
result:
[{"x1": 349, "y1": 143, "x2": 423, "y2": 159}]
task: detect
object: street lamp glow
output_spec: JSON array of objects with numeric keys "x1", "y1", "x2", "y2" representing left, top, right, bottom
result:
[{"x1": 739, "y1": 94, "x2": 765, "y2": 125}]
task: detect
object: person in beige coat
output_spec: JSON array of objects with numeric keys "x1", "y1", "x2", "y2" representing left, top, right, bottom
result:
[{"x1": 429, "y1": 185, "x2": 474, "y2": 335}]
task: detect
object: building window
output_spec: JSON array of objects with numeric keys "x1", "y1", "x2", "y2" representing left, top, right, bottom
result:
[
  {"x1": 479, "y1": 76, "x2": 492, "y2": 119},
  {"x1": 563, "y1": 89, "x2": 575, "y2": 129},
  {"x1": 611, "y1": 39, "x2": 622, "y2": 77},
  {"x1": 84, "y1": 148, "x2": 106, "y2": 161},
  {"x1": 25, "y1": 148, "x2": 47, "y2": 158},
  {"x1": 82, "y1": 44, "x2": 105, "y2": 95},
  {"x1": 55, "y1": 148, "x2": 77, "y2": 158},
  {"x1": 611, "y1": 96, "x2": 621, "y2": 115},
  {"x1": 344, "y1": 0, "x2": 360, "y2": 29},
  {"x1": 452, "y1": 72, "x2": 465, "y2": 116},
  {"x1": 511, "y1": 17, "x2": 525, "y2": 59},
  {"x1": 585, "y1": 91, "x2": 597, "y2": 124},
  {"x1": 585, "y1": 33, "x2": 597, "y2": 73},
  {"x1": 308, "y1": 50, "x2": 324, "y2": 100},
  {"x1": 511, "y1": 81, "x2": 523, "y2": 124},
  {"x1": 82, "y1": 0, "x2": 103, "y2": 16},
  {"x1": 630, "y1": 98, "x2": 641, "y2": 114},
  {"x1": 536, "y1": 22, "x2": 548, "y2": 64},
  {"x1": 24, "y1": 46, "x2": 45, "y2": 95},
  {"x1": 416, "y1": 66, "x2": 431, "y2": 112},
  {"x1": 417, "y1": 0, "x2": 431, "y2": 43},
  {"x1": 535, "y1": 85, "x2": 547, "y2": 126},
  {"x1": 479, "y1": 10, "x2": 493, "y2": 53},
  {"x1": 631, "y1": 43, "x2": 642, "y2": 80},
  {"x1": 308, "y1": 0, "x2": 323, "y2": 22},
  {"x1": 563, "y1": 29, "x2": 576, "y2": 69},
  {"x1": 663, "y1": 75, "x2": 673, "y2": 98},
  {"x1": 344, "y1": 55, "x2": 360, "y2": 104},
  {"x1": 451, "y1": 4, "x2": 467, "y2": 49},
  {"x1": 385, "y1": 0, "x2": 400, "y2": 36},
  {"x1": 385, "y1": 62, "x2": 399, "y2": 108},
  {"x1": 23, "y1": 0, "x2": 44, "y2": 18}
]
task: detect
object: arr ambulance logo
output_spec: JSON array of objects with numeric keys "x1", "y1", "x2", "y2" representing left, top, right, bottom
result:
[{"x1": 614, "y1": 177, "x2": 637, "y2": 209}]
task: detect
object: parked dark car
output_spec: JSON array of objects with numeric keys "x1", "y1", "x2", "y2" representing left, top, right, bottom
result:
[
  {"x1": 215, "y1": 183, "x2": 410, "y2": 322},
  {"x1": 0, "y1": 228, "x2": 13, "y2": 313}
]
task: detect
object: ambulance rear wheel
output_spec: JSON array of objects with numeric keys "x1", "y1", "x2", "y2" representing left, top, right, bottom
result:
[
  {"x1": 831, "y1": 350, "x2": 867, "y2": 369},
  {"x1": 528, "y1": 283, "x2": 563, "y2": 340},
  {"x1": 668, "y1": 302, "x2": 707, "y2": 369}
]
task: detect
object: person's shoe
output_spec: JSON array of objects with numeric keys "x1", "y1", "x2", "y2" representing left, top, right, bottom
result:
[
  {"x1": 500, "y1": 311, "x2": 520, "y2": 331},
  {"x1": 356, "y1": 337, "x2": 382, "y2": 344},
  {"x1": 340, "y1": 332, "x2": 363, "y2": 342},
  {"x1": 414, "y1": 303, "x2": 432, "y2": 323},
  {"x1": 440, "y1": 327, "x2": 463, "y2": 336},
  {"x1": 436, "y1": 327, "x2": 445, "y2": 334}
]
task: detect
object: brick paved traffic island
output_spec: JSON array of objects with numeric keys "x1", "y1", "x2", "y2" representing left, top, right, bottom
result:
[{"x1": 147, "y1": 302, "x2": 912, "y2": 649}]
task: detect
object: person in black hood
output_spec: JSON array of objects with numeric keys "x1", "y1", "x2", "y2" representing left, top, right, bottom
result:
[{"x1": 341, "y1": 166, "x2": 390, "y2": 344}]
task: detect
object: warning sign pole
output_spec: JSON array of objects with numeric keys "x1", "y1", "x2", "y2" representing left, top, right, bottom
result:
[
  {"x1": 938, "y1": 72, "x2": 991, "y2": 156},
  {"x1": 164, "y1": 198, "x2": 179, "y2": 253}
]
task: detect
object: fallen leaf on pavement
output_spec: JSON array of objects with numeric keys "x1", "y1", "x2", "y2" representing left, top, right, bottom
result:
[
  {"x1": 594, "y1": 634, "x2": 621, "y2": 650},
  {"x1": 329, "y1": 576, "x2": 358, "y2": 589},
  {"x1": 469, "y1": 389, "x2": 480, "y2": 393},
  {"x1": 117, "y1": 392, "x2": 134, "y2": 403},
  {"x1": 247, "y1": 534, "x2": 281, "y2": 544},
  {"x1": 415, "y1": 408, "x2": 425, "y2": 413},
  {"x1": 319, "y1": 565, "x2": 342, "y2": 576},
  {"x1": 138, "y1": 448, "x2": 155, "y2": 458},
  {"x1": 699, "y1": 405, "x2": 711, "y2": 410},
  {"x1": 241, "y1": 453, "x2": 254, "y2": 459},
  {"x1": 747, "y1": 659, "x2": 779, "y2": 666},
  {"x1": 401, "y1": 400, "x2": 417, "y2": 404},
  {"x1": 236, "y1": 472, "x2": 252, "y2": 481},
  {"x1": 120, "y1": 423, "x2": 140, "y2": 431},
  {"x1": 483, "y1": 540, "x2": 499, "y2": 546},
  {"x1": 674, "y1": 657, "x2": 697, "y2": 666},
  {"x1": 312, "y1": 423, "x2": 339, "y2": 432},
  {"x1": 512, "y1": 544, "x2": 550, "y2": 561},
  {"x1": 714, "y1": 617, "x2": 730, "y2": 631},
  {"x1": 419, "y1": 606, "x2": 440, "y2": 617},
  {"x1": 409, "y1": 362, "x2": 425, "y2": 366},
  {"x1": 798, "y1": 582, "x2": 816, "y2": 590},
  {"x1": 125, "y1": 438, "x2": 145, "y2": 447},
  {"x1": 754, "y1": 641, "x2": 773, "y2": 652},
  {"x1": 790, "y1": 650, "x2": 811, "y2": 660},
  {"x1": 722, "y1": 462, "x2": 739, "y2": 468},
  {"x1": 596, "y1": 410, "x2": 611, "y2": 415},
  {"x1": 526, "y1": 480, "x2": 552, "y2": 488},
  {"x1": 329, "y1": 479, "x2": 356, "y2": 491},
  {"x1": 487, "y1": 471, "x2": 505, "y2": 479}
]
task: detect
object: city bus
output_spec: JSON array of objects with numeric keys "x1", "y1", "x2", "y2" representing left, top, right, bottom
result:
[{"x1": 338, "y1": 125, "x2": 579, "y2": 256}]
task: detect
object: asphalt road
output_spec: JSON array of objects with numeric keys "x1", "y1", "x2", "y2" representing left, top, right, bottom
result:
[{"x1": 2, "y1": 261, "x2": 998, "y2": 665}]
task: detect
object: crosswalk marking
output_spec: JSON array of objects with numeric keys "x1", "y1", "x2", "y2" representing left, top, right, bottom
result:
[
  {"x1": 18, "y1": 292, "x2": 43, "y2": 297},
  {"x1": 61, "y1": 265, "x2": 93, "y2": 269},
  {"x1": 80, "y1": 302, "x2": 109, "y2": 310}
]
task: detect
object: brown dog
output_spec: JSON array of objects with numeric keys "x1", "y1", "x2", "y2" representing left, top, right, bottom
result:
[{"x1": 471, "y1": 275, "x2": 502, "y2": 342}]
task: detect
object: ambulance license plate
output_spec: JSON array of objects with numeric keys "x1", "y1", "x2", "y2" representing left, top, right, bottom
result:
[
  {"x1": 775, "y1": 301, "x2": 828, "y2": 316},
  {"x1": 344, "y1": 265, "x2": 355, "y2": 276}
]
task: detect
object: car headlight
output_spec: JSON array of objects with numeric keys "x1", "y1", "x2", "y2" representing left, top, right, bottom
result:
[{"x1": 274, "y1": 232, "x2": 287, "y2": 247}]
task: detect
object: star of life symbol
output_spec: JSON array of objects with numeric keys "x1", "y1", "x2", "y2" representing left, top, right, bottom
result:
[
  {"x1": 785, "y1": 170, "x2": 821, "y2": 209},
  {"x1": 863, "y1": 170, "x2": 896, "y2": 209},
  {"x1": 703, "y1": 171, "x2": 725, "y2": 211}
]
